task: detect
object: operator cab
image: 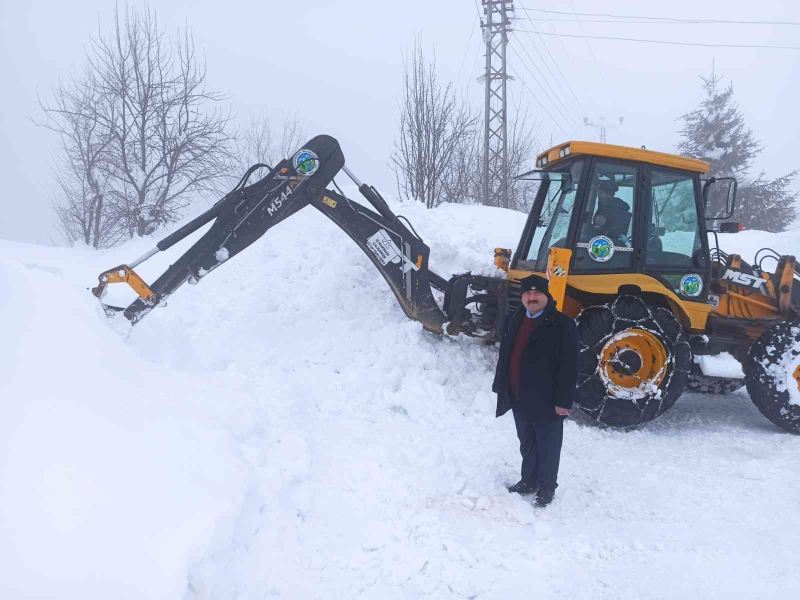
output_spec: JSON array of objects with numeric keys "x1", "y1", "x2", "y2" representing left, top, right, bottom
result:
[{"x1": 514, "y1": 141, "x2": 717, "y2": 302}]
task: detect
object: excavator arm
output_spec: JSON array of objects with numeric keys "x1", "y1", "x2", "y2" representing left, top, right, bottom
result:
[
  {"x1": 309, "y1": 185, "x2": 448, "y2": 333},
  {"x1": 92, "y1": 134, "x2": 507, "y2": 337}
]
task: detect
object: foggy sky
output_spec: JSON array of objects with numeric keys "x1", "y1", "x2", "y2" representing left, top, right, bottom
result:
[{"x1": 1, "y1": 0, "x2": 798, "y2": 245}]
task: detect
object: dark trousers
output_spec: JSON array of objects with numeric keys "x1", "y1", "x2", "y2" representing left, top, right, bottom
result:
[{"x1": 512, "y1": 409, "x2": 564, "y2": 492}]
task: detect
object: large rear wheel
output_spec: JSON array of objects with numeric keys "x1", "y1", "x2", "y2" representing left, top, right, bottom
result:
[
  {"x1": 744, "y1": 320, "x2": 800, "y2": 433},
  {"x1": 575, "y1": 296, "x2": 691, "y2": 427}
]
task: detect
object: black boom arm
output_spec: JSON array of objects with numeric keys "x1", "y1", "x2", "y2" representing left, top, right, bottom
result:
[{"x1": 91, "y1": 134, "x2": 457, "y2": 333}]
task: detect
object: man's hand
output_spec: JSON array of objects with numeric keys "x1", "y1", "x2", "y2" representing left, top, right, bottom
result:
[{"x1": 555, "y1": 406, "x2": 571, "y2": 417}]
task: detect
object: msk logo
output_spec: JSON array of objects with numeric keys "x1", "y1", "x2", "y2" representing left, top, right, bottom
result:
[{"x1": 721, "y1": 269, "x2": 768, "y2": 291}]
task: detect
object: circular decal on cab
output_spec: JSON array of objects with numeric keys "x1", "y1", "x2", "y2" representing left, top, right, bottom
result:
[
  {"x1": 588, "y1": 235, "x2": 615, "y2": 262},
  {"x1": 680, "y1": 273, "x2": 703, "y2": 297},
  {"x1": 293, "y1": 148, "x2": 319, "y2": 176}
]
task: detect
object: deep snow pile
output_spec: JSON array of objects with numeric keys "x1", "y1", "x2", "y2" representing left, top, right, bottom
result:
[
  {"x1": 0, "y1": 247, "x2": 249, "y2": 598},
  {"x1": 1, "y1": 199, "x2": 799, "y2": 599}
]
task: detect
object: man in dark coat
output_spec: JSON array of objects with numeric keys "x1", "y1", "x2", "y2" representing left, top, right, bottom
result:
[{"x1": 492, "y1": 274, "x2": 580, "y2": 507}]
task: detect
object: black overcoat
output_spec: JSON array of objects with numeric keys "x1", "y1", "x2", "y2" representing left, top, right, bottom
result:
[{"x1": 492, "y1": 300, "x2": 580, "y2": 421}]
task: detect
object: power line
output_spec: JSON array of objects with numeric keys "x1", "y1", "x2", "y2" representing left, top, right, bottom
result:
[
  {"x1": 520, "y1": 17, "x2": 800, "y2": 25},
  {"x1": 510, "y1": 40, "x2": 582, "y2": 129},
  {"x1": 566, "y1": 0, "x2": 603, "y2": 108},
  {"x1": 517, "y1": 8, "x2": 800, "y2": 26},
  {"x1": 514, "y1": 30, "x2": 800, "y2": 51},
  {"x1": 513, "y1": 0, "x2": 589, "y2": 117},
  {"x1": 510, "y1": 46, "x2": 580, "y2": 129},
  {"x1": 507, "y1": 60, "x2": 570, "y2": 139},
  {"x1": 457, "y1": 15, "x2": 480, "y2": 83}
]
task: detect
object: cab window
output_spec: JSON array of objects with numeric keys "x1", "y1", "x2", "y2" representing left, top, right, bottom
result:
[
  {"x1": 525, "y1": 161, "x2": 583, "y2": 271},
  {"x1": 646, "y1": 169, "x2": 702, "y2": 269},
  {"x1": 573, "y1": 162, "x2": 637, "y2": 270}
]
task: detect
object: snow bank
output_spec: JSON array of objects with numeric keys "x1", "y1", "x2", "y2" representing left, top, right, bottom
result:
[
  {"x1": 0, "y1": 255, "x2": 247, "y2": 599},
  {"x1": 1, "y1": 202, "x2": 799, "y2": 599},
  {"x1": 716, "y1": 227, "x2": 799, "y2": 263}
]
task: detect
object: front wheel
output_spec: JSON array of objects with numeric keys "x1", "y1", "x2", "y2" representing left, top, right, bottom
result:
[
  {"x1": 744, "y1": 320, "x2": 800, "y2": 433},
  {"x1": 575, "y1": 296, "x2": 691, "y2": 427}
]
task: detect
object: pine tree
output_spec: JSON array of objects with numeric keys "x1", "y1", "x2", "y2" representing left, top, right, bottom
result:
[
  {"x1": 678, "y1": 72, "x2": 760, "y2": 179},
  {"x1": 737, "y1": 171, "x2": 798, "y2": 232},
  {"x1": 677, "y1": 71, "x2": 797, "y2": 231}
]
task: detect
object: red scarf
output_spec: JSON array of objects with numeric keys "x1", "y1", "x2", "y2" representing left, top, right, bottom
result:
[{"x1": 509, "y1": 315, "x2": 540, "y2": 401}]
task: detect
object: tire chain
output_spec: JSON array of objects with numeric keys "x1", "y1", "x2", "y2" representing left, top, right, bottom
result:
[
  {"x1": 576, "y1": 295, "x2": 691, "y2": 426},
  {"x1": 745, "y1": 320, "x2": 800, "y2": 433}
]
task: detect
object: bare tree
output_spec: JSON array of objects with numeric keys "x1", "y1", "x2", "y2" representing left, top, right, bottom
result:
[
  {"x1": 442, "y1": 107, "x2": 540, "y2": 211},
  {"x1": 95, "y1": 6, "x2": 231, "y2": 236},
  {"x1": 229, "y1": 114, "x2": 304, "y2": 183},
  {"x1": 42, "y1": 71, "x2": 124, "y2": 247},
  {"x1": 391, "y1": 41, "x2": 477, "y2": 209},
  {"x1": 506, "y1": 110, "x2": 541, "y2": 211},
  {"x1": 41, "y1": 4, "x2": 231, "y2": 247},
  {"x1": 441, "y1": 127, "x2": 480, "y2": 205}
]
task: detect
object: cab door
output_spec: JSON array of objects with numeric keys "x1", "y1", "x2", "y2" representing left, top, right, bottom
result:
[
  {"x1": 570, "y1": 159, "x2": 641, "y2": 273},
  {"x1": 642, "y1": 166, "x2": 710, "y2": 301}
]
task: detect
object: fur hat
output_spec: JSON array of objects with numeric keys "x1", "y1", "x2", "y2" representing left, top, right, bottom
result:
[{"x1": 519, "y1": 274, "x2": 549, "y2": 295}]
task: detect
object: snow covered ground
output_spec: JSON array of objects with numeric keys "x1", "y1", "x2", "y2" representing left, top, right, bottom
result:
[{"x1": 1, "y1": 199, "x2": 799, "y2": 599}]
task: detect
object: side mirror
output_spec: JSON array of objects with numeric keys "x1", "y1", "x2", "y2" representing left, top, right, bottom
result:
[
  {"x1": 513, "y1": 170, "x2": 572, "y2": 190},
  {"x1": 702, "y1": 177, "x2": 738, "y2": 220}
]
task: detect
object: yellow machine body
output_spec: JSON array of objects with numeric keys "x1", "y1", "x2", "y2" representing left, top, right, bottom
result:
[{"x1": 503, "y1": 140, "x2": 796, "y2": 347}]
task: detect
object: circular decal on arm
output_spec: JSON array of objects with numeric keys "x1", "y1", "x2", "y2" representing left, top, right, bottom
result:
[
  {"x1": 293, "y1": 149, "x2": 319, "y2": 176},
  {"x1": 680, "y1": 273, "x2": 703, "y2": 297},
  {"x1": 587, "y1": 235, "x2": 615, "y2": 262}
]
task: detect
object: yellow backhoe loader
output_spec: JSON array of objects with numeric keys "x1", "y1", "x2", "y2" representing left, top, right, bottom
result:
[{"x1": 91, "y1": 135, "x2": 800, "y2": 433}]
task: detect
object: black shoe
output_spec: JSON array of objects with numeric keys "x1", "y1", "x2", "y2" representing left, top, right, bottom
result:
[
  {"x1": 506, "y1": 480, "x2": 537, "y2": 495},
  {"x1": 534, "y1": 488, "x2": 555, "y2": 507}
]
